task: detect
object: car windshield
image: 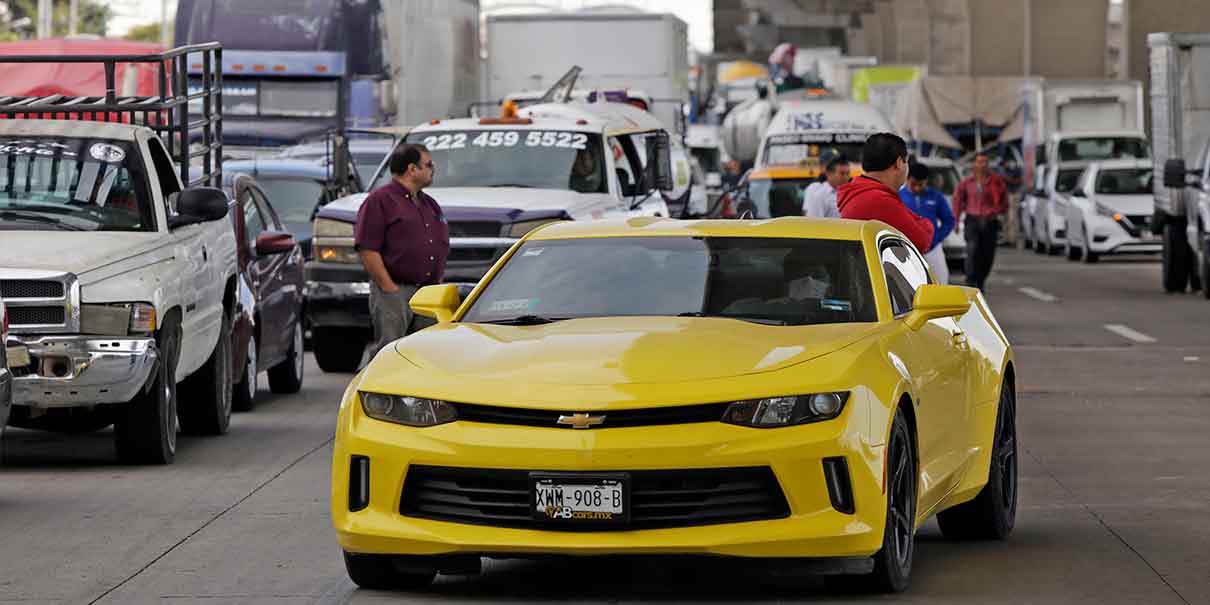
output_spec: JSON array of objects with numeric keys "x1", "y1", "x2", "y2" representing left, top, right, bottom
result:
[
  {"x1": 257, "y1": 177, "x2": 325, "y2": 224},
  {"x1": 1095, "y1": 168, "x2": 1152, "y2": 195},
  {"x1": 746, "y1": 178, "x2": 813, "y2": 218},
  {"x1": 462, "y1": 236, "x2": 877, "y2": 326},
  {"x1": 0, "y1": 137, "x2": 154, "y2": 232},
  {"x1": 1057, "y1": 137, "x2": 1149, "y2": 163},
  {"x1": 402, "y1": 129, "x2": 608, "y2": 193},
  {"x1": 927, "y1": 166, "x2": 961, "y2": 196},
  {"x1": 1056, "y1": 169, "x2": 1084, "y2": 193},
  {"x1": 762, "y1": 138, "x2": 864, "y2": 169}
]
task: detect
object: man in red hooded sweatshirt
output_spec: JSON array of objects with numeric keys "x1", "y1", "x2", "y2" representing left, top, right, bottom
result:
[{"x1": 836, "y1": 133, "x2": 935, "y2": 253}]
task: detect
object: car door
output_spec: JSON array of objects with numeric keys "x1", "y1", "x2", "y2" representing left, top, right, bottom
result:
[
  {"x1": 249, "y1": 185, "x2": 299, "y2": 367},
  {"x1": 880, "y1": 237, "x2": 970, "y2": 513},
  {"x1": 238, "y1": 184, "x2": 279, "y2": 369},
  {"x1": 1067, "y1": 166, "x2": 1095, "y2": 246}
]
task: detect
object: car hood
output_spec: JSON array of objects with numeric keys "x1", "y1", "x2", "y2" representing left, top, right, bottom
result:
[
  {"x1": 0, "y1": 231, "x2": 171, "y2": 281},
  {"x1": 425, "y1": 187, "x2": 619, "y2": 217},
  {"x1": 1094, "y1": 193, "x2": 1153, "y2": 215},
  {"x1": 392, "y1": 316, "x2": 881, "y2": 386}
]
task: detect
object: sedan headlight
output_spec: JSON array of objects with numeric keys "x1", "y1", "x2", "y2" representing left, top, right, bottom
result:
[
  {"x1": 360, "y1": 392, "x2": 458, "y2": 427},
  {"x1": 313, "y1": 217, "x2": 355, "y2": 237},
  {"x1": 316, "y1": 245, "x2": 361, "y2": 264},
  {"x1": 1095, "y1": 202, "x2": 1121, "y2": 220},
  {"x1": 722, "y1": 392, "x2": 848, "y2": 428},
  {"x1": 507, "y1": 218, "x2": 568, "y2": 238}
]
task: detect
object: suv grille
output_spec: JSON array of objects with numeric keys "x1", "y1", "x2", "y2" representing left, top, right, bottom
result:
[
  {"x1": 456, "y1": 402, "x2": 731, "y2": 429},
  {"x1": 1, "y1": 280, "x2": 64, "y2": 299},
  {"x1": 400, "y1": 465, "x2": 789, "y2": 531},
  {"x1": 448, "y1": 247, "x2": 499, "y2": 263},
  {"x1": 8, "y1": 306, "x2": 65, "y2": 326},
  {"x1": 448, "y1": 221, "x2": 502, "y2": 238}
]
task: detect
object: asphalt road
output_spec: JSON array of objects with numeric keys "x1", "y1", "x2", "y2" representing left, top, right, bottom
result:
[{"x1": 2, "y1": 247, "x2": 1207, "y2": 604}]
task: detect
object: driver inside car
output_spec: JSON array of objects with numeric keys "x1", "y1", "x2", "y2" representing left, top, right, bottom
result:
[{"x1": 569, "y1": 145, "x2": 603, "y2": 193}]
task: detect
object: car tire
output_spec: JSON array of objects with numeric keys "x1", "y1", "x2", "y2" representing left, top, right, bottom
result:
[
  {"x1": 313, "y1": 327, "x2": 363, "y2": 373},
  {"x1": 937, "y1": 380, "x2": 1017, "y2": 540},
  {"x1": 1162, "y1": 223, "x2": 1191, "y2": 293},
  {"x1": 114, "y1": 322, "x2": 179, "y2": 465},
  {"x1": 1066, "y1": 237, "x2": 1081, "y2": 261},
  {"x1": 343, "y1": 551, "x2": 436, "y2": 590},
  {"x1": 232, "y1": 333, "x2": 257, "y2": 412},
  {"x1": 268, "y1": 319, "x2": 305, "y2": 394},
  {"x1": 178, "y1": 310, "x2": 233, "y2": 436},
  {"x1": 1082, "y1": 228, "x2": 1099, "y2": 263},
  {"x1": 1202, "y1": 240, "x2": 1210, "y2": 300},
  {"x1": 867, "y1": 406, "x2": 915, "y2": 593}
]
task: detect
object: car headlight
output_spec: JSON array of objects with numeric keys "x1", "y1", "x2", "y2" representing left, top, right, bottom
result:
[
  {"x1": 128, "y1": 303, "x2": 156, "y2": 334},
  {"x1": 722, "y1": 392, "x2": 848, "y2": 428},
  {"x1": 360, "y1": 392, "x2": 458, "y2": 427},
  {"x1": 313, "y1": 217, "x2": 354, "y2": 237},
  {"x1": 316, "y1": 245, "x2": 361, "y2": 264},
  {"x1": 507, "y1": 218, "x2": 568, "y2": 238},
  {"x1": 1095, "y1": 202, "x2": 1121, "y2": 220},
  {"x1": 80, "y1": 302, "x2": 156, "y2": 335}
]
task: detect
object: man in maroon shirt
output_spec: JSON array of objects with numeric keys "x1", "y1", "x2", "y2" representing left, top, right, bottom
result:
[
  {"x1": 355, "y1": 144, "x2": 449, "y2": 356},
  {"x1": 953, "y1": 151, "x2": 1008, "y2": 291}
]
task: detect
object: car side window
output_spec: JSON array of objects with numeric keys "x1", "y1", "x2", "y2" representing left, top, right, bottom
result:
[
  {"x1": 881, "y1": 240, "x2": 932, "y2": 316},
  {"x1": 146, "y1": 137, "x2": 181, "y2": 215},
  {"x1": 242, "y1": 190, "x2": 267, "y2": 248},
  {"x1": 250, "y1": 187, "x2": 282, "y2": 231}
]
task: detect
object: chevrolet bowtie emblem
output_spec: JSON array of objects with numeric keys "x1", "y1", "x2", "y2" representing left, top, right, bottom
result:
[{"x1": 557, "y1": 413, "x2": 605, "y2": 429}]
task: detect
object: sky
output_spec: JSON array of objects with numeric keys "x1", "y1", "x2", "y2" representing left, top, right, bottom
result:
[{"x1": 108, "y1": 0, "x2": 714, "y2": 52}]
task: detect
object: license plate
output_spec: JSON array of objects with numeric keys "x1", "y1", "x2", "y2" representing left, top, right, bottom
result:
[{"x1": 531, "y1": 473, "x2": 628, "y2": 524}]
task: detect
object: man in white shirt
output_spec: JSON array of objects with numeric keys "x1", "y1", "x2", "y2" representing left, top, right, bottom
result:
[{"x1": 802, "y1": 153, "x2": 851, "y2": 218}]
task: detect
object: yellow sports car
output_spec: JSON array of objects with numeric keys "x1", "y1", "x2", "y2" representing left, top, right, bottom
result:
[{"x1": 331, "y1": 217, "x2": 1017, "y2": 593}]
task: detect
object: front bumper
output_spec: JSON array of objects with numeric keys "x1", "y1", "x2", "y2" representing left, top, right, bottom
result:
[
  {"x1": 1086, "y1": 216, "x2": 1163, "y2": 255},
  {"x1": 332, "y1": 397, "x2": 886, "y2": 560},
  {"x1": 6, "y1": 335, "x2": 157, "y2": 408}
]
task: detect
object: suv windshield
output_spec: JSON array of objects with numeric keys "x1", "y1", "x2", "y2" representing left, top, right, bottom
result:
[
  {"x1": 462, "y1": 236, "x2": 877, "y2": 326},
  {"x1": 1056, "y1": 169, "x2": 1084, "y2": 193},
  {"x1": 0, "y1": 137, "x2": 154, "y2": 232},
  {"x1": 1058, "y1": 137, "x2": 1149, "y2": 163},
  {"x1": 927, "y1": 166, "x2": 961, "y2": 196},
  {"x1": 401, "y1": 129, "x2": 608, "y2": 193},
  {"x1": 1095, "y1": 168, "x2": 1152, "y2": 195}
]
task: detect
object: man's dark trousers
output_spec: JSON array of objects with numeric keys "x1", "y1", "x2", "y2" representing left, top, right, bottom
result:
[{"x1": 964, "y1": 215, "x2": 1000, "y2": 290}]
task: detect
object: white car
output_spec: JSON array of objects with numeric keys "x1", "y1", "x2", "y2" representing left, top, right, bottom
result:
[
  {"x1": 1063, "y1": 160, "x2": 1161, "y2": 262},
  {"x1": 916, "y1": 157, "x2": 965, "y2": 267},
  {"x1": 1026, "y1": 162, "x2": 1085, "y2": 255}
]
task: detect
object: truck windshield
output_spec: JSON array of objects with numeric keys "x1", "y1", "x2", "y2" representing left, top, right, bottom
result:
[
  {"x1": 402, "y1": 130, "x2": 608, "y2": 193},
  {"x1": 1096, "y1": 169, "x2": 1152, "y2": 195},
  {"x1": 461, "y1": 236, "x2": 877, "y2": 326},
  {"x1": 0, "y1": 137, "x2": 154, "y2": 232},
  {"x1": 1058, "y1": 137, "x2": 1149, "y2": 163},
  {"x1": 763, "y1": 138, "x2": 864, "y2": 169},
  {"x1": 747, "y1": 178, "x2": 813, "y2": 218}
]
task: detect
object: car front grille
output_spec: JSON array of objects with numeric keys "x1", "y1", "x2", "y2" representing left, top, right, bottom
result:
[
  {"x1": 447, "y1": 221, "x2": 502, "y2": 238},
  {"x1": 8, "y1": 306, "x2": 66, "y2": 326},
  {"x1": 399, "y1": 465, "x2": 790, "y2": 531},
  {"x1": 456, "y1": 402, "x2": 732, "y2": 429},
  {"x1": 1, "y1": 280, "x2": 64, "y2": 299}
]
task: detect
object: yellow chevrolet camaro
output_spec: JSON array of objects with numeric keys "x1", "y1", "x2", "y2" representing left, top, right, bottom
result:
[{"x1": 331, "y1": 217, "x2": 1017, "y2": 593}]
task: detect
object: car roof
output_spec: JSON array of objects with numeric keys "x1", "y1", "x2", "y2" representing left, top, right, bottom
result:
[
  {"x1": 221, "y1": 159, "x2": 333, "y2": 180},
  {"x1": 1089, "y1": 159, "x2": 1151, "y2": 170},
  {"x1": 526, "y1": 217, "x2": 874, "y2": 242}
]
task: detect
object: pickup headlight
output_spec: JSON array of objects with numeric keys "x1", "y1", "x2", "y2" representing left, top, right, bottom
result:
[
  {"x1": 128, "y1": 303, "x2": 156, "y2": 334},
  {"x1": 507, "y1": 218, "x2": 568, "y2": 238},
  {"x1": 80, "y1": 302, "x2": 156, "y2": 335},
  {"x1": 360, "y1": 392, "x2": 458, "y2": 427},
  {"x1": 722, "y1": 392, "x2": 848, "y2": 428},
  {"x1": 316, "y1": 245, "x2": 361, "y2": 264},
  {"x1": 313, "y1": 217, "x2": 355, "y2": 237}
]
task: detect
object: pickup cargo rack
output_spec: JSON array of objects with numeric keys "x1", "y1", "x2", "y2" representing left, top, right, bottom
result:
[{"x1": 0, "y1": 42, "x2": 223, "y2": 188}]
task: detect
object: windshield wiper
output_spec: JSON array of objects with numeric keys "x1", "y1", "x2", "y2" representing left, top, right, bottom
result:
[
  {"x1": 677, "y1": 312, "x2": 787, "y2": 326},
  {"x1": 0, "y1": 210, "x2": 85, "y2": 231},
  {"x1": 479, "y1": 314, "x2": 568, "y2": 326}
]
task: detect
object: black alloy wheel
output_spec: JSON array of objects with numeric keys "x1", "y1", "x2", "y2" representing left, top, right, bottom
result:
[
  {"x1": 937, "y1": 379, "x2": 1018, "y2": 540},
  {"x1": 1162, "y1": 223, "x2": 1191, "y2": 292},
  {"x1": 869, "y1": 407, "x2": 916, "y2": 593}
]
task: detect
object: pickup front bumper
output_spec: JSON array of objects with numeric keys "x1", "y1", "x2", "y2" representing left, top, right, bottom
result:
[{"x1": 6, "y1": 335, "x2": 158, "y2": 408}]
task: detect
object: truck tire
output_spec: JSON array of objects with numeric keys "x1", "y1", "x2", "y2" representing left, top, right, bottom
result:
[
  {"x1": 1162, "y1": 223, "x2": 1191, "y2": 293},
  {"x1": 115, "y1": 323, "x2": 179, "y2": 464},
  {"x1": 313, "y1": 327, "x2": 363, "y2": 373},
  {"x1": 178, "y1": 310, "x2": 233, "y2": 436},
  {"x1": 1202, "y1": 240, "x2": 1210, "y2": 300},
  {"x1": 232, "y1": 333, "x2": 257, "y2": 412},
  {"x1": 268, "y1": 319, "x2": 305, "y2": 394}
]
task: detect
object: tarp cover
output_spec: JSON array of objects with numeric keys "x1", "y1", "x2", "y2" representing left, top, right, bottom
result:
[
  {"x1": 892, "y1": 77, "x2": 1032, "y2": 148},
  {"x1": 0, "y1": 39, "x2": 166, "y2": 99}
]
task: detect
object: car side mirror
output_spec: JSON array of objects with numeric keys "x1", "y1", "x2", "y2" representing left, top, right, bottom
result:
[
  {"x1": 176, "y1": 187, "x2": 229, "y2": 223},
  {"x1": 1164, "y1": 158, "x2": 1192, "y2": 189},
  {"x1": 409, "y1": 284, "x2": 461, "y2": 323},
  {"x1": 904, "y1": 284, "x2": 971, "y2": 330},
  {"x1": 255, "y1": 231, "x2": 296, "y2": 255}
]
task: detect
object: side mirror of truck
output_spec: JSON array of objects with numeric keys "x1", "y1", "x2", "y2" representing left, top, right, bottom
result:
[
  {"x1": 1164, "y1": 158, "x2": 1193, "y2": 189},
  {"x1": 644, "y1": 131, "x2": 674, "y2": 192},
  {"x1": 177, "y1": 187, "x2": 229, "y2": 223}
]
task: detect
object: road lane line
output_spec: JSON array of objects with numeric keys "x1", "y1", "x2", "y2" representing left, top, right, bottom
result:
[
  {"x1": 1018, "y1": 287, "x2": 1058, "y2": 302},
  {"x1": 1103, "y1": 324, "x2": 1157, "y2": 344}
]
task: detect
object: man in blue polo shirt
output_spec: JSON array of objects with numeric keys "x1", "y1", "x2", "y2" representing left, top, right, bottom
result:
[{"x1": 898, "y1": 162, "x2": 955, "y2": 284}]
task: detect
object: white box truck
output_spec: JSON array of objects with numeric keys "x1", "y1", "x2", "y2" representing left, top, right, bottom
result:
[
  {"x1": 1152, "y1": 32, "x2": 1210, "y2": 295},
  {"x1": 382, "y1": 0, "x2": 482, "y2": 126},
  {"x1": 485, "y1": 12, "x2": 690, "y2": 133}
]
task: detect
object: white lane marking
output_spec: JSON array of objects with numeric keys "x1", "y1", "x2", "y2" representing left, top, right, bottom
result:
[
  {"x1": 1103, "y1": 324, "x2": 1157, "y2": 344},
  {"x1": 1018, "y1": 287, "x2": 1058, "y2": 302}
]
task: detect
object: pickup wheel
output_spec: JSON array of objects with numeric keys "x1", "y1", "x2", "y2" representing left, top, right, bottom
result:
[
  {"x1": 1162, "y1": 223, "x2": 1191, "y2": 292},
  {"x1": 268, "y1": 319, "x2": 305, "y2": 394},
  {"x1": 115, "y1": 323, "x2": 179, "y2": 464},
  {"x1": 232, "y1": 333, "x2": 257, "y2": 412},
  {"x1": 178, "y1": 310, "x2": 233, "y2": 436},
  {"x1": 313, "y1": 327, "x2": 363, "y2": 373}
]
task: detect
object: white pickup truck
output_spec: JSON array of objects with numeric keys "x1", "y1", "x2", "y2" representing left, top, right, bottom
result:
[{"x1": 0, "y1": 44, "x2": 237, "y2": 464}]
